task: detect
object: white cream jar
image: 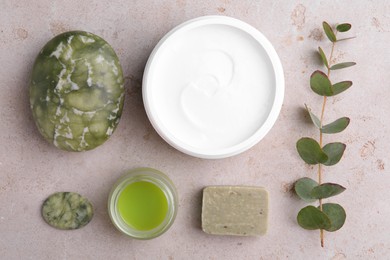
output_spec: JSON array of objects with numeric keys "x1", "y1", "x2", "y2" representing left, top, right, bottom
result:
[{"x1": 143, "y1": 16, "x2": 284, "y2": 159}]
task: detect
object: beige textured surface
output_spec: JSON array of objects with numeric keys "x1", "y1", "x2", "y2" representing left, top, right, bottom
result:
[
  {"x1": 0, "y1": 0, "x2": 389, "y2": 259},
  {"x1": 202, "y1": 186, "x2": 268, "y2": 236}
]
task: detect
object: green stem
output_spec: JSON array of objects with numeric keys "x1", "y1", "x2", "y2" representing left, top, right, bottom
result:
[{"x1": 318, "y1": 36, "x2": 337, "y2": 248}]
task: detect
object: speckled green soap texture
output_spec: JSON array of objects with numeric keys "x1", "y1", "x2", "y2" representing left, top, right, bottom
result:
[
  {"x1": 202, "y1": 186, "x2": 268, "y2": 236},
  {"x1": 30, "y1": 31, "x2": 124, "y2": 151},
  {"x1": 42, "y1": 192, "x2": 94, "y2": 230}
]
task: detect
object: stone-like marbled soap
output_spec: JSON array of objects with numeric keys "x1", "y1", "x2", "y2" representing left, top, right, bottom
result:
[
  {"x1": 42, "y1": 192, "x2": 94, "y2": 230},
  {"x1": 202, "y1": 186, "x2": 268, "y2": 236},
  {"x1": 30, "y1": 31, "x2": 124, "y2": 151}
]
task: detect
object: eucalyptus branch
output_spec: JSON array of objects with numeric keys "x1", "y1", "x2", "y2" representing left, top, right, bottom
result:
[
  {"x1": 294, "y1": 21, "x2": 356, "y2": 248},
  {"x1": 318, "y1": 30, "x2": 336, "y2": 248}
]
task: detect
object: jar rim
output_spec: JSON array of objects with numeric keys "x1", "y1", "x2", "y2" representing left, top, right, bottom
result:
[{"x1": 108, "y1": 168, "x2": 178, "y2": 239}]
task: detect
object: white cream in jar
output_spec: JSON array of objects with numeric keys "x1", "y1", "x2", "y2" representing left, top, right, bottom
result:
[{"x1": 143, "y1": 16, "x2": 284, "y2": 159}]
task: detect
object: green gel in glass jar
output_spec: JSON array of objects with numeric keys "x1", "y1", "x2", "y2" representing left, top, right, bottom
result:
[
  {"x1": 117, "y1": 181, "x2": 168, "y2": 230},
  {"x1": 108, "y1": 168, "x2": 178, "y2": 239}
]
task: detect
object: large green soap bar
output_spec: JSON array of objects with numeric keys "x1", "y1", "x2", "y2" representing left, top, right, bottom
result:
[
  {"x1": 202, "y1": 186, "x2": 268, "y2": 236},
  {"x1": 30, "y1": 31, "x2": 124, "y2": 151}
]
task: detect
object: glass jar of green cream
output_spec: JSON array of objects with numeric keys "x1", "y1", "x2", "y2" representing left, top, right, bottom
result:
[{"x1": 108, "y1": 168, "x2": 178, "y2": 239}]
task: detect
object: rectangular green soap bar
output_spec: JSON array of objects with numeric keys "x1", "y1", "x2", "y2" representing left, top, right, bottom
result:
[{"x1": 201, "y1": 186, "x2": 268, "y2": 236}]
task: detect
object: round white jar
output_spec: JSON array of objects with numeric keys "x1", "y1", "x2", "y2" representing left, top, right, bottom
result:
[{"x1": 143, "y1": 16, "x2": 284, "y2": 159}]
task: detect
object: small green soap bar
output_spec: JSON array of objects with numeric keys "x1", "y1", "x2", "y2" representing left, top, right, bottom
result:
[{"x1": 202, "y1": 186, "x2": 268, "y2": 236}]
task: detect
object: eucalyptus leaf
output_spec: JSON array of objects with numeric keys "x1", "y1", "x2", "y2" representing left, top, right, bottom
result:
[
  {"x1": 330, "y1": 62, "x2": 356, "y2": 70},
  {"x1": 336, "y1": 23, "x2": 351, "y2": 32},
  {"x1": 297, "y1": 138, "x2": 328, "y2": 165},
  {"x1": 311, "y1": 183, "x2": 346, "y2": 199},
  {"x1": 297, "y1": 206, "x2": 331, "y2": 230},
  {"x1": 320, "y1": 203, "x2": 346, "y2": 232},
  {"x1": 310, "y1": 71, "x2": 333, "y2": 96},
  {"x1": 322, "y1": 142, "x2": 346, "y2": 166},
  {"x1": 332, "y1": 81, "x2": 353, "y2": 96},
  {"x1": 321, "y1": 117, "x2": 350, "y2": 134},
  {"x1": 294, "y1": 177, "x2": 318, "y2": 202},
  {"x1": 305, "y1": 104, "x2": 321, "y2": 128},
  {"x1": 318, "y1": 47, "x2": 329, "y2": 68},
  {"x1": 323, "y1": 21, "x2": 337, "y2": 42}
]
